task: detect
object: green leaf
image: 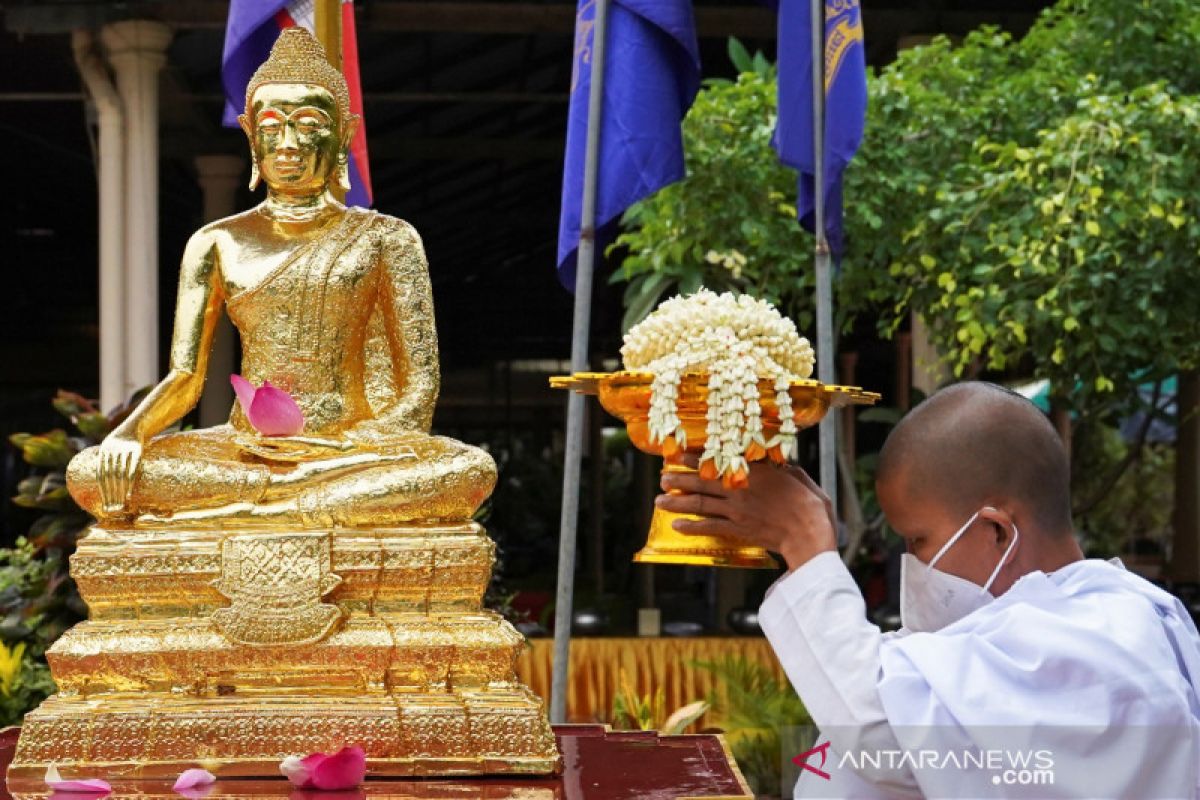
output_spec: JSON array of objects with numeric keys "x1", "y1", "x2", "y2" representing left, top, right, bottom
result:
[{"x1": 727, "y1": 38, "x2": 754, "y2": 73}]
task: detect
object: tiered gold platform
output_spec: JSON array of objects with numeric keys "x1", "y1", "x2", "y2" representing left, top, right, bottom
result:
[{"x1": 10, "y1": 523, "x2": 561, "y2": 779}]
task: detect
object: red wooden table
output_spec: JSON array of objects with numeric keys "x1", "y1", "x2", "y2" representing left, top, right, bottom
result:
[{"x1": 0, "y1": 725, "x2": 753, "y2": 800}]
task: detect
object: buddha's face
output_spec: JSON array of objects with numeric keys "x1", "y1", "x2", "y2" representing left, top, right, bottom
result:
[{"x1": 243, "y1": 83, "x2": 344, "y2": 194}]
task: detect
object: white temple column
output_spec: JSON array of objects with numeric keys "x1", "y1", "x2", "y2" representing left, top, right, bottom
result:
[
  {"x1": 194, "y1": 155, "x2": 244, "y2": 427},
  {"x1": 72, "y1": 29, "x2": 126, "y2": 413},
  {"x1": 101, "y1": 20, "x2": 172, "y2": 397}
]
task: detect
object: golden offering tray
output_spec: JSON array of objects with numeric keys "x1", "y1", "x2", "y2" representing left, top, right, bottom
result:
[{"x1": 552, "y1": 371, "x2": 880, "y2": 569}]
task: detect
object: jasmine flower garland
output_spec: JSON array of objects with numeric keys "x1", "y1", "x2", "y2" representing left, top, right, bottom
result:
[{"x1": 621, "y1": 289, "x2": 815, "y2": 483}]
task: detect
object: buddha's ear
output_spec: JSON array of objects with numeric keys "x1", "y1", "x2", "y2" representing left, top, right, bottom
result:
[
  {"x1": 340, "y1": 114, "x2": 361, "y2": 152},
  {"x1": 238, "y1": 114, "x2": 261, "y2": 191}
]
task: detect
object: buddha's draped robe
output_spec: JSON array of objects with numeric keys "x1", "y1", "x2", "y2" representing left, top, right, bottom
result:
[{"x1": 68, "y1": 208, "x2": 495, "y2": 525}]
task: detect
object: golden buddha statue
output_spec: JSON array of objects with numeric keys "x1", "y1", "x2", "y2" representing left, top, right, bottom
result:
[
  {"x1": 9, "y1": 28, "x2": 559, "y2": 781},
  {"x1": 67, "y1": 29, "x2": 493, "y2": 528}
]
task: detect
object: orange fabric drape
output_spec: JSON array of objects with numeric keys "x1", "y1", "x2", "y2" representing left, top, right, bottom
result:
[{"x1": 515, "y1": 637, "x2": 788, "y2": 724}]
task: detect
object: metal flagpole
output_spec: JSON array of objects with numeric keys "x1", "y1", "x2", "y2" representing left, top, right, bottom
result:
[
  {"x1": 810, "y1": 0, "x2": 838, "y2": 514},
  {"x1": 551, "y1": 0, "x2": 610, "y2": 725}
]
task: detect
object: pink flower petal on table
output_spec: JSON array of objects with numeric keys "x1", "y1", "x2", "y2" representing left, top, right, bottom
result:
[
  {"x1": 248, "y1": 381, "x2": 305, "y2": 436},
  {"x1": 281, "y1": 747, "x2": 365, "y2": 790},
  {"x1": 45, "y1": 764, "x2": 111, "y2": 795},
  {"x1": 280, "y1": 754, "x2": 313, "y2": 788},
  {"x1": 230, "y1": 374, "x2": 257, "y2": 417},
  {"x1": 173, "y1": 768, "x2": 216, "y2": 791},
  {"x1": 307, "y1": 746, "x2": 366, "y2": 790}
]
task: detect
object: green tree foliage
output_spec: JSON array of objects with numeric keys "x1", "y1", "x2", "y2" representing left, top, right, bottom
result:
[{"x1": 615, "y1": 0, "x2": 1200, "y2": 417}]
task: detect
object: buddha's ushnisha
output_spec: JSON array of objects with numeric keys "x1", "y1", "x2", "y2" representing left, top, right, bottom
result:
[{"x1": 68, "y1": 28, "x2": 496, "y2": 526}]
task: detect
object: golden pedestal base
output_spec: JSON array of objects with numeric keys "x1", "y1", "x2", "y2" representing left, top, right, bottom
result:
[{"x1": 10, "y1": 524, "x2": 560, "y2": 779}]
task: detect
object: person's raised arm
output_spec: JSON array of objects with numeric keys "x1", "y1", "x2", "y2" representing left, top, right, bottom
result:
[
  {"x1": 658, "y1": 461, "x2": 916, "y2": 794},
  {"x1": 98, "y1": 230, "x2": 223, "y2": 511}
]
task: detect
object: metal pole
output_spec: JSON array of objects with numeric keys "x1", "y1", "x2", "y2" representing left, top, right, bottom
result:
[
  {"x1": 810, "y1": 0, "x2": 838, "y2": 514},
  {"x1": 551, "y1": 0, "x2": 610, "y2": 725}
]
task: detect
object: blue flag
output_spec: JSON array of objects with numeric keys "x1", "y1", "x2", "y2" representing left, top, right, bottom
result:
[
  {"x1": 774, "y1": 0, "x2": 867, "y2": 255},
  {"x1": 557, "y1": 0, "x2": 701, "y2": 291}
]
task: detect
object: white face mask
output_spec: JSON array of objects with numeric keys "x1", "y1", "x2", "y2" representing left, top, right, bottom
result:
[{"x1": 900, "y1": 509, "x2": 1019, "y2": 633}]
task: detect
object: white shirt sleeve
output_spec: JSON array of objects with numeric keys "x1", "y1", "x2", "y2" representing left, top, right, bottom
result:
[{"x1": 759, "y1": 551, "x2": 917, "y2": 795}]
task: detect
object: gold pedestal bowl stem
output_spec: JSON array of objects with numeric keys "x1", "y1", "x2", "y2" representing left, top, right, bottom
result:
[{"x1": 635, "y1": 460, "x2": 778, "y2": 568}]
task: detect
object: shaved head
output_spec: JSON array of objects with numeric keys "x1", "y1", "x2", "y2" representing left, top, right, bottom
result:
[{"x1": 877, "y1": 382, "x2": 1072, "y2": 537}]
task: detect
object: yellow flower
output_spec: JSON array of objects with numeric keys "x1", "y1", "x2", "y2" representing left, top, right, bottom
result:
[{"x1": 0, "y1": 641, "x2": 27, "y2": 696}]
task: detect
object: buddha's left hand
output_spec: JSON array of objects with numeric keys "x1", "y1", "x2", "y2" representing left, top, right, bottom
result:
[{"x1": 345, "y1": 421, "x2": 407, "y2": 446}]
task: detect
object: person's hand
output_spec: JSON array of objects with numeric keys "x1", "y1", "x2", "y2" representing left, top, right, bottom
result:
[
  {"x1": 97, "y1": 433, "x2": 143, "y2": 514},
  {"x1": 656, "y1": 454, "x2": 837, "y2": 570}
]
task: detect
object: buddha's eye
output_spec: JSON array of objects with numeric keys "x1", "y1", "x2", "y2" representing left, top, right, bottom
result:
[
  {"x1": 295, "y1": 116, "x2": 323, "y2": 133},
  {"x1": 257, "y1": 117, "x2": 283, "y2": 134}
]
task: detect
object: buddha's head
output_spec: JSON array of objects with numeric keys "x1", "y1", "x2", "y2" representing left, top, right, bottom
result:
[{"x1": 238, "y1": 27, "x2": 360, "y2": 196}]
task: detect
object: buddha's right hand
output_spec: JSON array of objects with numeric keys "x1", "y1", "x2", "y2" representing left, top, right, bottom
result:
[{"x1": 97, "y1": 434, "x2": 143, "y2": 514}]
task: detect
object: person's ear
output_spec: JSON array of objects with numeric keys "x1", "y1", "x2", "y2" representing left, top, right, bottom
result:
[{"x1": 978, "y1": 506, "x2": 1015, "y2": 548}]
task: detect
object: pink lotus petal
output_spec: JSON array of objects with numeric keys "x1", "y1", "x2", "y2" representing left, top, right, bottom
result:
[
  {"x1": 173, "y1": 768, "x2": 216, "y2": 791},
  {"x1": 248, "y1": 381, "x2": 305, "y2": 436},
  {"x1": 230, "y1": 374, "x2": 257, "y2": 417},
  {"x1": 280, "y1": 755, "x2": 313, "y2": 788},
  {"x1": 307, "y1": 746, "x2": 366, "y2": 790},
  {"x1": 280, "y1": 747, "x2": 365, "y2": 790},
  {"x1": 45, "y1": 764, "x2": 112, "y2": 795}
]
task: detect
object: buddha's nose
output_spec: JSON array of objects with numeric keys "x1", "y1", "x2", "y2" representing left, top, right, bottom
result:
[{"x1": 278, "y1": 123, "x2": 300, "y2": 151}]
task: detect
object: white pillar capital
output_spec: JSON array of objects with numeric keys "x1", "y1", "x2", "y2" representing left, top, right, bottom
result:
[{"x1": 100, "y1": 20, "x2": 172, "y2": 68}]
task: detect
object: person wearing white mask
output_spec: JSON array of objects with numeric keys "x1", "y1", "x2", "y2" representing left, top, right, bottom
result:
[{"x1": 657, "y1": 381, "x2": 1200, "y2": 798}]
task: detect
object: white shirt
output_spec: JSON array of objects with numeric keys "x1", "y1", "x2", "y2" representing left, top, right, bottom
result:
[{"x1": 759, "y1": 552, "x2": 1200, "y2": 799}]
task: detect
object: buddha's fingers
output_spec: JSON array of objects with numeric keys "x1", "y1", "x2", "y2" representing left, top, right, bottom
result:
[{"x1": 99, "y1": 452, "x2": 118, "y2": 513}]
